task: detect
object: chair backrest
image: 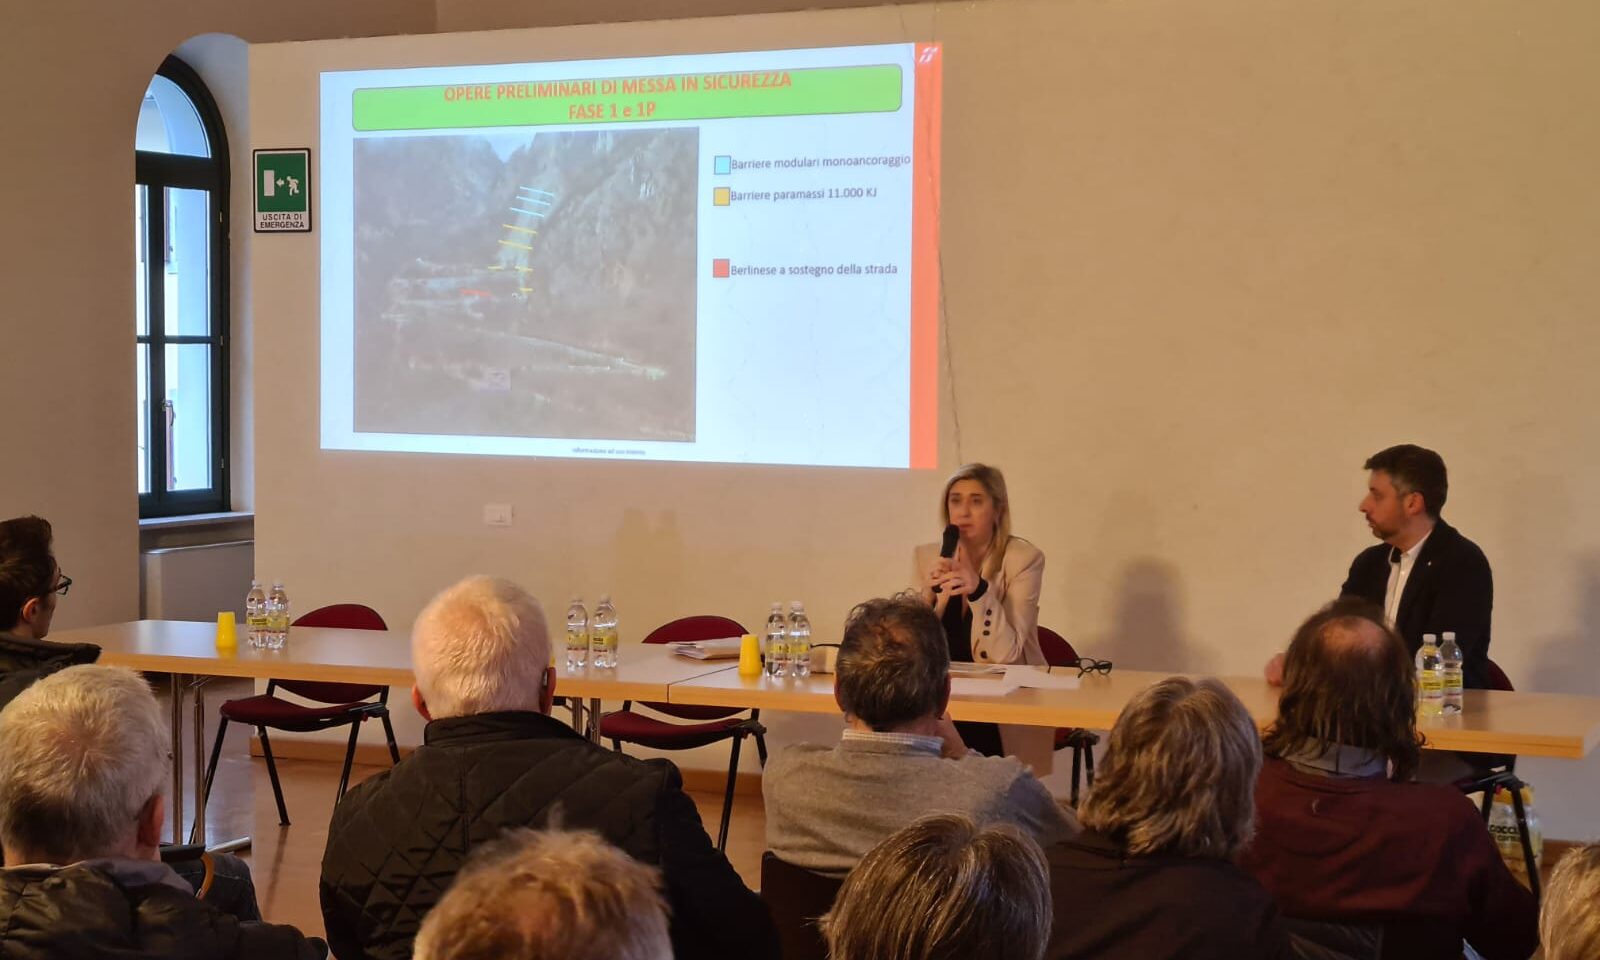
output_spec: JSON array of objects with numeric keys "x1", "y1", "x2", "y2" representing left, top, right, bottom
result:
[
  {"x1": 639, "y1": 615, "x2": 747, "y2": 720},
  {"x1": 760, "y1": 852, "x2": 841, "y2": 960},
  {"x1": 277, "y1": 603, "x2": 390, "y2": 704},
  {"x1": 1037, "y1": 625, "x2": 1080, "y2": 668},
  {"x1": 1485, "y1": 658, "x2": 1514, "y2": 692},
  {"x1": 1282, "y1": 917, "x2": 1383, "y2": 960}
]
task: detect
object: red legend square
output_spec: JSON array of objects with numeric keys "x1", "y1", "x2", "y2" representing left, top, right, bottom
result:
[{"x1": 712, "y1": 258, "x2": 730, "y2": 278}]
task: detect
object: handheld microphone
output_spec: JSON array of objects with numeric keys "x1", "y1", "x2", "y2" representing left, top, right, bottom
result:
[{"x1": 931, "y1": 523, "x2": 960, "y2": 594}]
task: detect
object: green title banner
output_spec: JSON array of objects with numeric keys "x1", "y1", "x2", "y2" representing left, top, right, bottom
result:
[{"x1": 352, "y1": 64, "x2": 902, "y2": 131}]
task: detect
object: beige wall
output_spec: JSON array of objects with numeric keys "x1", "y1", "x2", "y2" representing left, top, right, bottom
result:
[{"x1": 0, "y1": 0, "x2": 434, "y2": 631}]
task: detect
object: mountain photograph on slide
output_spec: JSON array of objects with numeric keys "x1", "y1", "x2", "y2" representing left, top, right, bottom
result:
[{"x1": 351, "y1": 127, "x2": 697, "y2": 442}]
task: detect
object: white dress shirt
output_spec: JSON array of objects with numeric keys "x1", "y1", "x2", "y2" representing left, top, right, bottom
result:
[{"x1": 1383, "y1": 531, "x2": 1431, "y2": 628}]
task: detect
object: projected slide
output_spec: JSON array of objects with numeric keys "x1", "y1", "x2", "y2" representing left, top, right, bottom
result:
[{"x1": 321, "y1": 43, "x2": 940, "y2": 468}]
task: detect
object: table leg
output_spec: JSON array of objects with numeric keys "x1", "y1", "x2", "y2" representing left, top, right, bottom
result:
[
  {"x1": 587, "y1": 697, "x2": 603, "y2": 744},
  {"x1": 189, "y1": 679, "x2": 207, "y2": 847},
  {"x1": 169, "y1": 674, "x2": 185, "y2": 846},
  {"x1": 184, "y1": 678, "x2": 252, "y2": 851}
]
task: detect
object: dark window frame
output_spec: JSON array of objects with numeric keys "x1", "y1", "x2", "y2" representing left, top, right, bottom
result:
[{"x1": 136, "y1": 55, "x2": 230, "y2": 518}]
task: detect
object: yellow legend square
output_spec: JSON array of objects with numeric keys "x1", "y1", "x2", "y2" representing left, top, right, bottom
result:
[{"x1": 713, "y1": 187, "x2": 731, "y2": 206}]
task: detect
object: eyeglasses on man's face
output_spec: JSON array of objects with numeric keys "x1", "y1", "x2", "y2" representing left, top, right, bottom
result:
[{"x1": 48, "y1": 573, "x2": 71, "y2": 597}]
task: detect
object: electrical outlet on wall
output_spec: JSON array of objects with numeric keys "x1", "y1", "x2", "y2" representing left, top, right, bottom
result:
[{"x1": 482, "y1": 503, "x2": 514, "y2": 527}]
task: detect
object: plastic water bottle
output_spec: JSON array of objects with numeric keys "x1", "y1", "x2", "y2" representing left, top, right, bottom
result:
[
  {"x1": 245, "y1": 580, "x2": 268, "y2": 649},
  {"x1": 763, "y1": 603, "x2": 788, "y2": 679},
  {"x1": 787, "y1": 602, "x2": 812, "y2": 679},
  {"x1": 565, "y1": 597, "x2": 589, "y2": 670},
  {"x1": 591, "y1": 596, "x2": 619, "y2": 669},
  {"x1": 1416, "y1": 633, "x2": 1443, "y2": 717},
  {"x1": 1440, "y1": 632, "x2": 1464, "y2": 713},
  {"x1": 265, "y1": 582, "x2": 290, "y2": 650}
]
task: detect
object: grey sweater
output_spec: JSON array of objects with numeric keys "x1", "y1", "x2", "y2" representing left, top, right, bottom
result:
[{"x1": 762, "y1": 731, "x2": 1078, "y2": 876}]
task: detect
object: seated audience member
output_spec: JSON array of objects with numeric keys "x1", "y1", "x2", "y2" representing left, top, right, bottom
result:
[
  {"x1": 1541, "y1": 842, "x2": 1600, "y2": 960},
  {"x1": 320, "y1": 576, "x2": 777, "y2": 960},
  {"x1": 0, "y1": 665, "x2": 325, "y2": 959},
  {"x1": 762, "y1": 593, "x2": 1076, "y2": 876},
  {"x1": 823, "y1": 814, "x2": 1051, "y2": 960},
  {"x1": 412, "y1": 828, "x2": 671, "y2": 960},
  {"x1": 0, "y1": 515, "x2": 99, "y2": 709},
  {"x1": 1045, "y1": 677, "x2": 1290, "y2": 960},
  {"x1": 1241, "y1": 599, "x2": 1538, "y2": 960},
  {"x1": 0, "y1": 515, "x2": 259, "y2": 917}
]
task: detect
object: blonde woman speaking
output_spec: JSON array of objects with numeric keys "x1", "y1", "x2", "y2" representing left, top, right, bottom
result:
[{"x1": 915, "y1": 463, "x2": 1050, "y2": 768}]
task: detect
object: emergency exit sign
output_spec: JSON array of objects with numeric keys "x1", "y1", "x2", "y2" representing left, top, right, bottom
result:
[{"x1": 254, "y1": 148, "x2": 312, "y2": 232}]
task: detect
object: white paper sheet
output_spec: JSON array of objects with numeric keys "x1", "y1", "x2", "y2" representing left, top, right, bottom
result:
[
  {"x1": 949, "y1": 677, "x2": 1020, "y2": 697},
  {"x1": 1004, "y1": 665, "x2": 1082, "y2": 690}
]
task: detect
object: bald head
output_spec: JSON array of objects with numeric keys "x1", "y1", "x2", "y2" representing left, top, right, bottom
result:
[
  {"x1": 1264, "y1": 599, "x2": 1423, "y2": 780},
  {"x1": 1317, "y1": 615, "x2": 1390, "y2": 658}
]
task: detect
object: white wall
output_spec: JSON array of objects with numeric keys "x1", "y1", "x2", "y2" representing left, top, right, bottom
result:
[{"x1": 249, "y1": 0, "x2": 1600, "y2": 838}]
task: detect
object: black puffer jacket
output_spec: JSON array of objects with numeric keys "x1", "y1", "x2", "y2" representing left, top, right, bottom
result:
[
  {"x1": 320, "y1": 711, "x2": 779, "y2": 960},
  {"x1": 0, "y1": 633, "x2": 100, "y2": 710},
  {"x1": 0, "y1": 861, "x2": 325, "y2": 959}
]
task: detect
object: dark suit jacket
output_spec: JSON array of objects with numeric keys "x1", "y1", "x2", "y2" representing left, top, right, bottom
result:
[{"x1": 1339, "y1": 519, "x2": 1494, "y2": 689}]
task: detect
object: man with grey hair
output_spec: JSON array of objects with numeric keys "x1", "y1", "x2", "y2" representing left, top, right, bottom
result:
[
  {"x1": 320, "y1": 575, "x2": 777, "y2": 960},
  {"x1": 0, "y1": 664, "x2": 325, "y2": 959},
  {"x1": 413, "y1": 828, "x2": 671, "y2": 960},
  {"x1": 763, "y1": 593, "x2": 1075, "y2": 877}
]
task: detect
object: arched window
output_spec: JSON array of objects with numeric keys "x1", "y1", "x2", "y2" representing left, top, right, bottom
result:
[{"x1": 136, "y1": 55, "x2": 229, "y2": 517}]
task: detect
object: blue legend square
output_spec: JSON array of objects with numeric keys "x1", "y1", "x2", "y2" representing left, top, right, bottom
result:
[{"x1": 713, "y1": 155, "x2": 732, "y2": 175}]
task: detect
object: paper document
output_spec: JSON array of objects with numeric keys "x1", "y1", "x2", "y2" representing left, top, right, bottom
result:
[
  {"x1": 949, "y1": 662, "x2": 1009, "y2": 678},
  {"x1": 950, "y1": 677, "x2": 1020, "y2": 697},
  {"x1": 1005, "y1": 665, "x2": 1081, "y2": 691},
  {"x1": 667, "y1": 637, "x2": 744, "y2": 660}
]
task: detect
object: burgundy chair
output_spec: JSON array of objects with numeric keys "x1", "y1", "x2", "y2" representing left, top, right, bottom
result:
[
  {"x1": 1455, "y1": 658, "x2": 1541, "y2": 900},
  {"x1": 760, "y1": 851, "x2": 842, "y2": 960},
  {"x1": 599, "y1": 615, "x2": 767, "y2": 852},
  {"x1": 1037, "y1": 625, "x2": 1100, "y2": 806},
  {"x1": 201, "y1": 603, "x2": 400, "y2": 826}
]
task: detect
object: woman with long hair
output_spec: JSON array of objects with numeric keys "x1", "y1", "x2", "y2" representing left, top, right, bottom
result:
[{"x1": 915, "y1": 463, "x2": 1047, "y2": 760}]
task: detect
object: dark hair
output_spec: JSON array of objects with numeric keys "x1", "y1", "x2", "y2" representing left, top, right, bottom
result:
[
  {"x1": 1262, "y1": 599, "x2": 1423, "y2": 781},
  {"x1": 836, "y1": 594, "x2": 949, "y2": 730},
  {"x1": 0, "y1": 517, "x2": 54, "y2": 631},
  {"x1": 1364, "y1": 444, "x2": 1448, "y2": 519}
]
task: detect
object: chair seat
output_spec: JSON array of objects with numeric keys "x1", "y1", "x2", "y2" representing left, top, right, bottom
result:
[
  {"x1": 599, "y1": 710, "x2": 750, "y2": 750},
  {"x1": 219, "y1": 694, "x2": 373, "y2": 732}
]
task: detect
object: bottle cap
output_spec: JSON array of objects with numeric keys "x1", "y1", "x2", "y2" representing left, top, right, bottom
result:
[
  {"x1": 1422, "y1": 633, "x2": 1438, "y2": 644},
  {"x1": 790, "y1": 601, "x2": 803, "y2": 610},
  {"x1": 1442, "y1": 632, "x2": 1456, "y2": 641}
]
